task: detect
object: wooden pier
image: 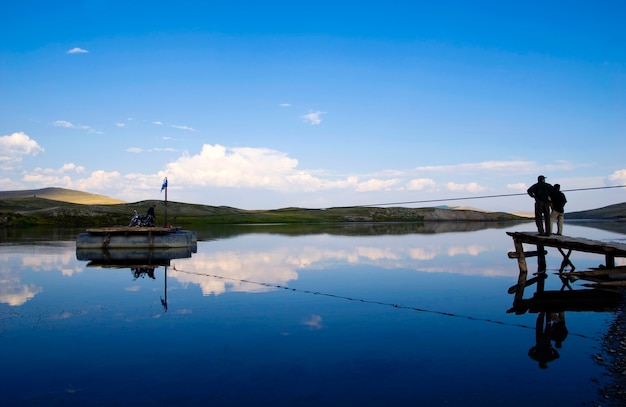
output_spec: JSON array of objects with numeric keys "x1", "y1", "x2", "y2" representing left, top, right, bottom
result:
[{"x1": 506, "y1": 231, "x2": 626, "y2": 313}]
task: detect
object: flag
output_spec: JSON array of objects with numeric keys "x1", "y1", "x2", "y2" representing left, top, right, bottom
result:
[{"x1": 161, "y1": 177, "x2": 168, "y2": 192}]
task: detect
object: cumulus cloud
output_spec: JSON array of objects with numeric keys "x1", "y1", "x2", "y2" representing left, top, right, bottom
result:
[
  {"x1": 354, "y1": 178, "x2": 399, "y2": 192},
  {"x1": 608, "y1": 169, "x2": 626, "y2": 184},
  {"x1": 406, "y1": 178, "x2": 436, "y2": 190},
  {"x1": 67, "y1": 47, "x2": 88, "y2": 54},
  {"x1": 22, "y1": 163, "x2": 86, "y2": 186},
  {"x1": 446, "y1": 182, "x2": 487, "y2": 193},
  {"x1": 507, "y1": 182, "x2": 527, "y2": 191},
  {"x1": 162, "y1": 144, "x2": 309, "y2": 190},
  {"x1": 0, "y1": 132, "x2": 44, "y2": 169},
  {"x1": 300, "y1": 111, "x2": 325, "y2": 125}
]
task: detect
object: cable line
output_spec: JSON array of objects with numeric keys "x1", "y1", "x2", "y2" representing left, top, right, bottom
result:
[
  {"x1": 171, "y1": 265, "x2": 592, "y2": 340},
  {"x1": 352, "y1": 184, "x2": 626, "y2": 208}
]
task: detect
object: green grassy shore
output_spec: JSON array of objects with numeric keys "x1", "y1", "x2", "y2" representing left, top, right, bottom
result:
[{"x1": 1, "y1": 187, "x2": 624, "y2": 228}]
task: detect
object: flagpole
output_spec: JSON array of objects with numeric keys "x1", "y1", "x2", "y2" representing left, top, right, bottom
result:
[{"x1": 161, "y1": 177, "x2": 169, "y2": 228}]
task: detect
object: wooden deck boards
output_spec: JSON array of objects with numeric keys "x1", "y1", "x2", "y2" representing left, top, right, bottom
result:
[
  {"x1": 85, "y1": 226, "x2": 173, "y2": 234},
  {"x1": 506, "y1": 231, "x2": 626, "y2": 256}
]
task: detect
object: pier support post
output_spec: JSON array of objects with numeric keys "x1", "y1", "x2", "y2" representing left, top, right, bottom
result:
[{"x1": 513, "y1": 238, "x2": 529, "y2": 304}]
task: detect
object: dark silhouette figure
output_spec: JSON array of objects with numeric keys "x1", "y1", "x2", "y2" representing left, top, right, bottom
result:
[
  {"x1": 550, "y1": 312, "x2": 569, "y2": 348},
  {"x1": 131, "y1": 267, "x2": 156, "y2": 280},
  {"x1": 550, "y1": 184, "x2": 567, "y2": 235},
  {"x1": 146, "y1": 204, "x2": 156, "y2": 227},
  {"x1": 528, "y1": 312, "x2": 560, "y2": 369},
  {"x1": 527, "y1": 175, "x2": 554, "y2": 236}
]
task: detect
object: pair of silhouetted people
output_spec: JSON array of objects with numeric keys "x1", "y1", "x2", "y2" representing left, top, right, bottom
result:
[{"x1": 527, "y1": 176, "x2": 567, "y2": 236}]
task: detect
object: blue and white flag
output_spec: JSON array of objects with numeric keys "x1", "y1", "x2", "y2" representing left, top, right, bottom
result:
[{"x1": 160, "y1": 177, "x2": 168, "y2": 192}]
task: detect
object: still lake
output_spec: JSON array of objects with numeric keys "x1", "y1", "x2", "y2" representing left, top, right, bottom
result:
[{"x1": 1, "y1": 221, "x2": 625, "y2": 406}]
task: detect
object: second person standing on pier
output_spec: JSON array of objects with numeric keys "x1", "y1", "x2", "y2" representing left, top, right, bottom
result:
[
  {"x1": 527, "y1": 175, "x2": 554, "y2": 236},
  {"x1": 550, "y1": 184, "x2": 567, "y2": 235}
]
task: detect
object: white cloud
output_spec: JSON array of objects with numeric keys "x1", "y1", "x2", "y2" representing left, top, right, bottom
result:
[
  {"x1": 67, "y1": 47, "x2": 88, "y2": 54},
  {"x1": 52, "y1": 120, "x2": 74, "y2": 128},
  {"x1": 153, "y1": 121, "x2": 163, "y2": 125},
  {"x1": 355, "y1": 178, "x2": 399, "y2": 192},
  {"x1": 0, "y1": 132, "x2": 44, "y2": 169},
  {"x1": 170, "y1": 124, "x2": 196, "y2": 131},
  {"x1": 162, "y1": 144, "x2": 306, "y2": 190},
  {"x1": 127, "y1": 148, "x2": 143, "y2": 153},
  {"x1": 406, "y1": 178, "x2": 436, "y2": 190},
  {"x1": 51, "y1": 120, "x2": 101, "y2": 134},
  {"x1": 446, "y1": 182, "x2": 487, "y2": 193},
  {"x1": 115, "y1": 122, "x2": 126, "y2": 127},
  {"x1": 507, "y1": 182, "x2": 527, "y2": 191},
  {"x1": 72, "y1": 170, "x2": 122, "y2": 191},
  {"x1": 280, "y1": 103, "x2": 291, "y2": 107},
  {"x1": 22, "y1": 163, "x2": 86, "y2": 185},
  {"x1": 415, "y1": 160, "x2": 536, "y2": 174},
  {"x1": 300, "y1": 111, "x2": 325, "y2": 125},
  {"x1": 608, "y1": 169, "x2": 626, "y2": 184}
]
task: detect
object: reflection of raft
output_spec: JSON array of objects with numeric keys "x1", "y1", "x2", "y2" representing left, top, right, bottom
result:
[
  {"x1": 76, "y1": 246, "x2": 195, "y2": 267},
  {"x1": 75, "y1": 227, "x2": 197, "y2": 249}
]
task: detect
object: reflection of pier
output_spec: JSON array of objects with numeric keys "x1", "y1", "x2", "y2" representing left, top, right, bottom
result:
[
  {"x1": 506, "y1": 231, "x2": 626, "y2": 306},
  {"x1": 506, "y1": 231, "x2": 626, "y2": 369}
]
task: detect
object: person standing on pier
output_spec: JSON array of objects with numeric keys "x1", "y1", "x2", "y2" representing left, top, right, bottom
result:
[
  {"x1": 527, "y1": 175, "x2": 554, "y2": 236},
  {"x1": 550, "y1": 184, "x2": 567, "y2": 235}
]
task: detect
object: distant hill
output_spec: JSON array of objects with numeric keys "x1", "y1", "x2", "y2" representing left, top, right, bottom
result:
[
  {"x1": 566, "y1": 202, "x2": 626, "y2": 220},
  {"x1": 0, "y1": 187, "x2": 623, "y2": 227},
  {"x1": 0, "y1": 187, "x2": 126, "y2": 205}
]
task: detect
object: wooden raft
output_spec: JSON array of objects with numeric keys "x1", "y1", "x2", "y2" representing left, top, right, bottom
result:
[{"x1": 506, "y1": 231, "x2": 626, "y2": 304}]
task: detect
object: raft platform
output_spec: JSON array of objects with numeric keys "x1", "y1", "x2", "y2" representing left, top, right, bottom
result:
[{"x1": 76, "y1": 226, "x2": 197, "y2": 249}]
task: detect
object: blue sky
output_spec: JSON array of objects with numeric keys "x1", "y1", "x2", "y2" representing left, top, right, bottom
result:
[{"x1": 1, "y1": 0, "x2": 625, "y2": 212}]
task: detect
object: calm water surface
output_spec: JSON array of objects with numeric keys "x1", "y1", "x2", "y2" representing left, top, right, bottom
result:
[{"x1": 1, "y1": 221, "x2": 625, "y2": 406}]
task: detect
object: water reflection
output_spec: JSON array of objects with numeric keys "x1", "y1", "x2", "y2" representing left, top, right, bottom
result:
[
  {"x1": 518, "y1": 290, "x2": 623, "y2": 369},
  {"x1": 76, "y1": 246, "x2": 196, "y2": 267},
  {"x1": 504, "y1": 228, "x2": 625, "y2": 371},
  {"x1": 1, "y1": 222, "x2": 625, "y2": 406}
]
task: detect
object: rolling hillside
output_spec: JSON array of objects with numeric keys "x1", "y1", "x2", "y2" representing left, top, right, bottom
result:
[
  {"x1": 0, "y1": 187, "x2": 126, "y2": 204},
  {"x1": 0, "y1": 187, "x2": 623, "y2": 227},
  {"x1": 566, "y1": 202, "x2": 626, "y2": 219}
]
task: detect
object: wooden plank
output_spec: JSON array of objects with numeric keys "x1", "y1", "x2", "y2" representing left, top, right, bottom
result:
[
  {"x1": 583, "y1": 281, "x2": 626, "y2": 288},
  {"x1": 559, "y1": 266, "x2": 626, "y2": 278},
  {"x1": 85, "y1": 226, "x2": 172, "y2": 234},
  {"x1": 508, "y1": 273, "x2": 547, "y2": 294},
  {"x1": 508, "y1": 250, "x2": 546, "y2": 259},
  {"x1": 506, "y1": 231, "x2": 626, "y2": 257}
]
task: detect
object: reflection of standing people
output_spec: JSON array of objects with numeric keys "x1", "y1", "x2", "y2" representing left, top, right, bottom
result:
[
  {"x1": 550, "y1": 312, "x2": 568, "y2": 348},
  {"x1": 550, "y1": 184, "x2": 567, "y2": 236},
  {"x1": 528, "y1": 312, "x2": 560, "y2": 369},
  {"x1": 527, "y1": 175, "x2": 554, "y2": 236}
]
